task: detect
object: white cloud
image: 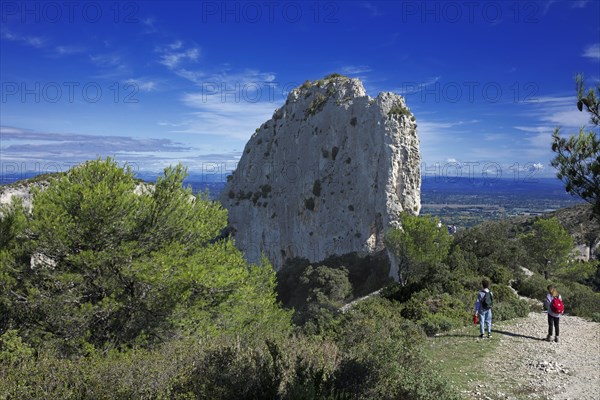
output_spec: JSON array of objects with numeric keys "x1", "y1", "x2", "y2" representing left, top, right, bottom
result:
[
  {"x1": 518, "y1": 95, "x2": 590, "y2": 131},
  {"x1": 55, "y1": 45, "x2": 85, "y2": 55},
  {"x1": 532, "y1": 163, "x2": 544, "y2": 170},
  {"x1": 2, "y1": 30, "x2": 45, "y2": 48},
  {"x1": 514, "y1": 126, "x2": 553, "y2": 133},
  {"x1": 341, "y1": 65, "x2": 372, "y2": 75},
  {"x1": 395, "y1": 76, "x2": 441, "y2": 95},
  {"x1": 359, "y1": 2, "x2": 383, "y2": 17},
  {"x1": 582, "y1": 44, "x2": 600, "y2": 60},
  {"x1": 89, "y1": 53, "x2": 130, "y2": 78},
  {"x1": 168, "y1": 41, "x2": 183, "y2": 50},
  {"x1": 418, "y1": 119, "x2": 478, "y2": 131},
  {"x1": 142, "y1": 18, "x2": 157, "y2": 33},
  {"x1": 176, "y1": 92, "x2": 277, "y2": 140},
  {"x1": 540, "y1": 108, "x2": 590, "y2": 126},
  {"x1": 542, "y1": 0, "x2": 558, "y2": 15},
  {"x1": 1, "y1": 125, "x2": 191, "y2": 159},
  {"x1": 156, "y1": 41, "x2": 200, "y2": 69},
  {"x1": 571, "y1": 0, "x2": 590, "y2": 8},
  {"x1": 125, "y1": 78, "x2": 158, "y2": 92}
]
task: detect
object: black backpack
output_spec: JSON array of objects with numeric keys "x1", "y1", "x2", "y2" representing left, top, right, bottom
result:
[{"x1": 481, "y1": 291, "x2": 493, "y2": 310}]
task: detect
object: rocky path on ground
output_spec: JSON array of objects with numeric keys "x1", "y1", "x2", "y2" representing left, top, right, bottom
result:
[{"x1": 465, "y1": 312, "x2": 600, "y2": 400}]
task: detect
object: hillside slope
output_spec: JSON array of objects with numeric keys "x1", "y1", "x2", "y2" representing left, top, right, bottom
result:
[{"x1": 509, "y1": 203, "x2": 599, "y2": 261}]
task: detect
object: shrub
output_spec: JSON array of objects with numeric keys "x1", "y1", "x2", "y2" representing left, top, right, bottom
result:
[
  {"x1": 556, "y1": 262, "x2": 598, "y2": 286},
  {"x1": 561, "y1": 282, "x2": 600, "y2": 321},
  {"x1": 388, "y1": 104, "x2": 411, "y2": 118},
  {"x1": 333, "y1": 298, "x2": 460, "y2": 399},
  {"x1": 0, "y1": 330, "x2": 34, "y2": 365},
  {"x1": 421, "y1": 313, "x2": 457, "y2": 336},
  {"x1": 306, "y1": 93, "x2": 328, "y2": 116},
  {"x1": 493, "y1": 297, "x2": 530, "y2": 321},
  {"x1": 490, "y1": 283, "x2": 517, "y2": 303},
  {"x1": 324, "y1": 73, "x2": 347, "y2": 79},
  {"x1": 513, "y1": 273, "x2": 551, "y2": 300}
]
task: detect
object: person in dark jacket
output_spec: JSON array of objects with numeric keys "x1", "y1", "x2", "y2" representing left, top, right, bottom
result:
[{"x1": 474, "y1": 279, "x2": 493, "y2": 339}]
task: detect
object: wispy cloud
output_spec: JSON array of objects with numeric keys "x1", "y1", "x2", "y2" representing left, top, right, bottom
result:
[
  {"x1": 156, "y1": 41, "x2": 200, "y2": 69},
  {"x1": 340, "y1": 65, "x2": 372, "y2": 75},
  {"x1": 55, "y1": 45, "x2": 85, "y2": 55},
  {"x1": 395, "y1": 76, "x2": 441, "y2": 95},
  {"x1": 571, "y1": 0, "x2": 590, "y2": 8},
  {"x1": 417, "y1": 119, "x2": 481, "y2": 162},
  {"x1": 519, "y1": 95, "x2": 590, "y2": 127},
  {"x1": 514, "y1": 126, "x2": 552, "y2": 134},
  {"x1": 1, "y1": 30, "x2": 46, "y2": 48},
  {"x1": 89, "y1": 53, "x2": 130, "y2": 78},
  {"x1": 1, "y1": 126, "x2": 191, "y2": 162},
  {"x1": 582, "y1": 44, "x2": 600, "y2": 60},
  {"x1": 142, "y1": 17, "x2": 158, "y2": 34},
  {"x1": 175, "y1": 93, "x2": 277, "y2": 140},
  {"x1": 358, "y1": 2, "x2": 383, "y2": 17},
  {"x1": 542, "y1": 0, "x2": 558, "y2": 15},
  {"x1": 125, "y1": 78, "x2": 158, "y2": 92}
]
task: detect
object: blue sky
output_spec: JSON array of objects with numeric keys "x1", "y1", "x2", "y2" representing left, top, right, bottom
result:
[{"x1": 1, "y1": 0, "x2": 599, "y2": 180}]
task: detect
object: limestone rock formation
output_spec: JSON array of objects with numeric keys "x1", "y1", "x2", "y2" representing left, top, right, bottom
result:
[{"x1": 220, "y1": 75, "x2": 421, "y2": 274}]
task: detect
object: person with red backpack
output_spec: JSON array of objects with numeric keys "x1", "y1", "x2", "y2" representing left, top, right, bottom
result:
[{"x1": 545, "y1": 285, "x2": 564, "y2": 343}]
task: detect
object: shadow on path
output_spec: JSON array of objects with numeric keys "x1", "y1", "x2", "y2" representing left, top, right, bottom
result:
[
  {"x1": 492, "y1": 329, "x2": 545, "y2": 341},
  {"x1": 432, "y1": 330, "x2": 547, "y2": 341}
]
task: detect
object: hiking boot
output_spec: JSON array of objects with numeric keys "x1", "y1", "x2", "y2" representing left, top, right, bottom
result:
[
  {"x1": 487, "y1": 333, "x2": 492, "y2": 338},
  {"x1": 554, "y1": 336, "x2": 559, "y2": 343},
  {"x1": 479, "y1": 334, "x2": 484, "y2": 339},
  {"x1": 545, "y1": 335, "x2": 552, "y2": 342}
]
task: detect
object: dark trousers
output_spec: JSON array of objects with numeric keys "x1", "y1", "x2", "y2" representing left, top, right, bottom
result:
[{"x1": 547, "y1": 315, "x2": 560, "y2": 336}]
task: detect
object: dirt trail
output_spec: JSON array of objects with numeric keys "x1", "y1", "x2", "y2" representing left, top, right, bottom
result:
[{"x1": 466, "y1": 312, "x2": 600, "y2": 400}]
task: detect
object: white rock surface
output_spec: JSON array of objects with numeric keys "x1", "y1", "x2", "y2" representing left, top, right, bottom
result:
[
  {"x1": 0, "y1": 184, "x2": 36, "y2": 210},
  {"x1": 220, "y1": 76, "x2": 421, "y2": 272}
]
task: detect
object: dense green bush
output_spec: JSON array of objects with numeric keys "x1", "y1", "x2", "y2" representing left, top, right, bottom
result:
[
  {"x1": 560, "y1": 282, "x2": 600, "y2": 322},
  {"x1": 513, "y1": 274, "x2": 551, "y2": 300},
  {"x1": 492, "y1": 297, "x2": 530, "y2": 321},
  {"x1": 514, "y1": 272, "x2": 600, "y2": 321},
  {"x1": 0, "y1": 303, "x2": 461, "y2": 400},
  {"x1": 332, "y1": 298, "x2": 460, "y2": 399},
  {"x1": 0, "y1": 159, "x2": 291, "y2": 355},
  {"x1": 490, "y1": 283, "x2": 517, "y2": 302},
  {"x1": 556, "y1": 261, "x2": 599, "y2": 287}
]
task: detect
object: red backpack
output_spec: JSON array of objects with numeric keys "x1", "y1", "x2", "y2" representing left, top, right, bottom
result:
[{"x1": 550, "y1": 296, "x2": 564, "y2": 314}]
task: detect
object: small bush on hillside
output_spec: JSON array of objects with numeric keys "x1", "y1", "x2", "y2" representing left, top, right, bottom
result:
[
  {"x1": 493, "y1": 297, "x2": 530, "y2": 321},
  {"x1": 560, "y1": 282, "x2": 600, "y2": 322},
  {"x1": 513, "y1": 274, "x2": 551, "y2": 300},
  {"x1": 420, "y1": 313, "x2": 457, "y2": 336},
  {"x1": 332, "y1": 298, "x2": 460, "y2": 400},
  {"x1": 556, "y1": 262, "x2": 598, "y2": 287},
  {"x1": 490, "y1": 283, "x2": 517, "y2": 302}
]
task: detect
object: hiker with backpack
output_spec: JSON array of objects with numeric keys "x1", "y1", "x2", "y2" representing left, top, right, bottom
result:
[
  {"x1": 474, "y1": 279, "x2": 493, "y2": 339},
  {"x1": 545, "y1": 285, "x2": 564, "y2": 343}
]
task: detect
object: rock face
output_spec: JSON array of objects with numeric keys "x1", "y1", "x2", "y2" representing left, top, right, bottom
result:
[{"x1": 220, "y1": 76, "x2": 421, "y2": 274}]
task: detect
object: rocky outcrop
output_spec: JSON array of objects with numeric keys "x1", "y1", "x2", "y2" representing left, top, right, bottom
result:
[
  {"x1": 549, "y1": 204, "x2": 600, "y2": 261},
  {"x1": 0, "y1": 176, "x2": 53, "y2": 211},
  {"x1": 220, "y1": 75, "x2": 421, "y2": 274}
]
